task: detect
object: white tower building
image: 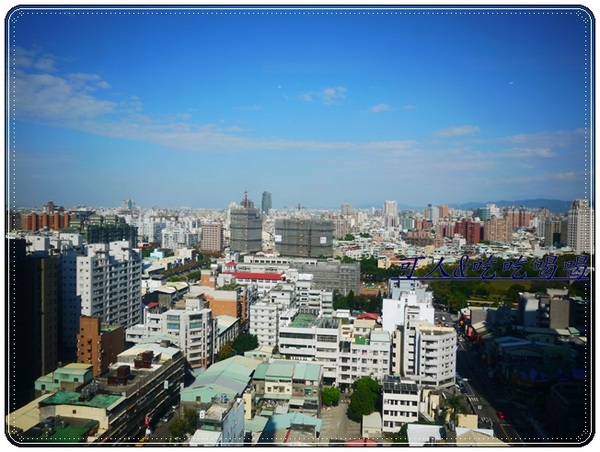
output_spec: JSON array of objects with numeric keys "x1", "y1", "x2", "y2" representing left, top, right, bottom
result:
[{"x1": 77, "y1": 241, "x2": 142, "y2": 328}]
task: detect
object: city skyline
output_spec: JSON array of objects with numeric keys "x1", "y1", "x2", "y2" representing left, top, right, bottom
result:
[{"x1": 6, "y1": 4, "x2": 594, "y2": 210}]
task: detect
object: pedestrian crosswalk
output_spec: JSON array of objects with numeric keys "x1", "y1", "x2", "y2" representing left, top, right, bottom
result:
[{"x1": 479, "y1": 417, "x2": 492, "y2": 426}]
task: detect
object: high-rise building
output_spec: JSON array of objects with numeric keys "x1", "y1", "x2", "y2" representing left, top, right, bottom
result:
[
  {"x1": 261, "y1": 191, "x2": 272, "y2": 215},
  {"x1": 161, "y1": 226, "x2": 199, "y2": 250},
  {"x1": 76, "y1": 241, "x2": 143, "y2": 328},
  {"x1": 438, "y1": 204, "x2": 450, "y2": 220},
  {"x1": 229, "y1": 193, "x2": 263, "y2": 254},
  {"x1": 201, "y1": 222, "x2": 224, "y2": 253},
  {"x1": 544, "y1": 217, "x2": 567, "y2": 248},
  {"x1": 274, "y1": 218, "x2": 334, "y2": 258},
  {"x1": 478, "y1": 204, "x2": 501, "y2": 221},
  {"x1": 567, "y1": 199, "x2": 594, "y2": 254},
  {"x1": 341, "y1": 203, "x2": 354, "y2": 216},
  {"x1": 483, "y1": 216, "x2": 510, "y2": 242},
  {"x1": 505, "y1": 208, "x2": 532, "y2": 231},
  {"x1": 382, "y1": 200, "x2": 398, "y2": 229},
  {"x1": 454, "y1": 218, "x2": 481, "y2": 245},
  {"x1": 8, "y1": 238, "x2": 60, "y2": 410},
  {"x1": 426, "y1": 204, "x2": 440, "y2": 225}
]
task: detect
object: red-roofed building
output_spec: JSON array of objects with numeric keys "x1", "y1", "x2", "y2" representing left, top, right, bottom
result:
[
  {"x1": 357, "y1": 313, "x2": 380, "y2": 322},
  {"x1": 224, "y1": 261, "x2": 237, "y2": 272}
]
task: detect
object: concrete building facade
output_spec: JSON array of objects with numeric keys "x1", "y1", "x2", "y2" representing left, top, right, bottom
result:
[
  {"x1": 77, "y1": 241, "x2": 143, "y2": 329},
  {"x1": 77, "y1": 316, "x2": 126, "y2": 377},
  {"x1": 567, "y1": 198, "x2": 594, "y2": 254}
]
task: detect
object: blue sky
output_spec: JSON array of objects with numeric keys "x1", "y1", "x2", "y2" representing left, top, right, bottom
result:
[{"x1": 6, "y1": 5, "x2": 594, "y2": 210}]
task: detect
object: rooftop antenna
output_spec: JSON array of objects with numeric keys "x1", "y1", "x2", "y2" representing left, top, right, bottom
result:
[{"x1": 244, "y1": 191, "x2": 248, "y2": 208}]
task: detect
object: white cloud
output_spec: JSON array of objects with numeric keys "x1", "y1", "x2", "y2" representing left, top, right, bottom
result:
[
  {"x1": 235, "y1": 104, "x2": 262, "y2": 111},
  {"x1": 434, "y1": 125, "x2": 480, "y2": 137},
  {"x1": 13, "y1": 71, "x2": 116, "y2": 123},
  {"x1": 300, "y1": 86, "x2": 347, "y2": 105},
  {"x1": 12, "y1": 47, "x2": 57, "y2": 72},
  {"x1": 370, "y1": 103, "x2": 391, "y2": 113},
  {"x1": 67, "y1": 72, "x2": 112, "y2": 90}
]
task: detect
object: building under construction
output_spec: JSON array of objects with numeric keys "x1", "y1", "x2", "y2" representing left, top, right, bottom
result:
[
  {"x1": 229, "y1": 192, "x2": 263, "y2": 254},
  {"x1": 274, "y1": 218, "x2": 334, "y2": 258}
]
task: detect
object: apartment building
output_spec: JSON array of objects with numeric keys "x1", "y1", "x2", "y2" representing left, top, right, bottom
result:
[
  {"x1": 163, "y1": 307, "x2": 216, "y2": 369},
  {"x1": 201, "y1": 222, "x2": 224, "y2": 253},
  {"x1": 483, "y1": 215, "x2": 510, "y2": 243},
  {"x1": 337, "y1": 320, "x2": 392, "y2": 389},
  {"x1": 9, "y1": 238, "x2": 60, "y2": 410},
  {"x1": 161, "y1": 226, "x2": 200, "y2": 251},
  {"x1": 567, "y1": 198, "x2": 594, "y2": 254},
  {"x1": 77, "y1": 241, "x2": 143, "y2": 328},
  {"x1": 77, "y1": 316, "x2": 126, "y2": 377},
  {"x1": 249, "y1": 302, "x2": 282, "y2": 347},
  {"x1": 278, "y1": 313, "x2": 391, "y2": 386},
  {"x1": 382, "y1": 278, "x2": 456, "y2": 388},
  {"x1": 125, "y1": 299, "x2": 216, "y2": 369},
  {"x1": 381, "y1": 376, "x2": 420, "y2": 434}
]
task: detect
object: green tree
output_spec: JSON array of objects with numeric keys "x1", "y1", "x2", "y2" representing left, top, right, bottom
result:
[
  {"x1": 183, "y1": 407, "x2": 198, "y2": 433},
  {"x1": 321, "y1": 386, "x2": 341, "y2": 406},
  {"x1": 215, "y1": 343, "x2": 235, "y2": 362},
  {"x1": 347, "y1": 376, "x2": 381, "y2": 421},
  {"x1": 347, "y1": 384, "x2": 376, "y2": 422},
  {"x1": 232, "y1": 333, "x2": 259, "y2": 355},
  {"x1": 169, "y1": 417, "x2": 188, "y2": 441},
  {"x1": 506, "y1": 284, "x2": 526, "y2": 303},
  {"x1": 443, "y1": 395, "x2": 466, "y2": 424}
]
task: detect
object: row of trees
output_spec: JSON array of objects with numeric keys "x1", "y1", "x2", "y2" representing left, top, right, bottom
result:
[{"x1": 333, "y1": 290, "x2": 383, "y2": 314}]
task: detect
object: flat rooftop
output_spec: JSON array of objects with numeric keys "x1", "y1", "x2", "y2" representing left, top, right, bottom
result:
[
  {"x1": 39, "y1": 391, "x2": 122, "y2": 410},
  {"x1": 289, "y1": 313, "x2": 318, "y2": 328}
]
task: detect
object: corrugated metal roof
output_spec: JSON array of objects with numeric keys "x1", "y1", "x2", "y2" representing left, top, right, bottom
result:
[{"x1": 266, "y1": 362, "x2": 294, "y2": 379}]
